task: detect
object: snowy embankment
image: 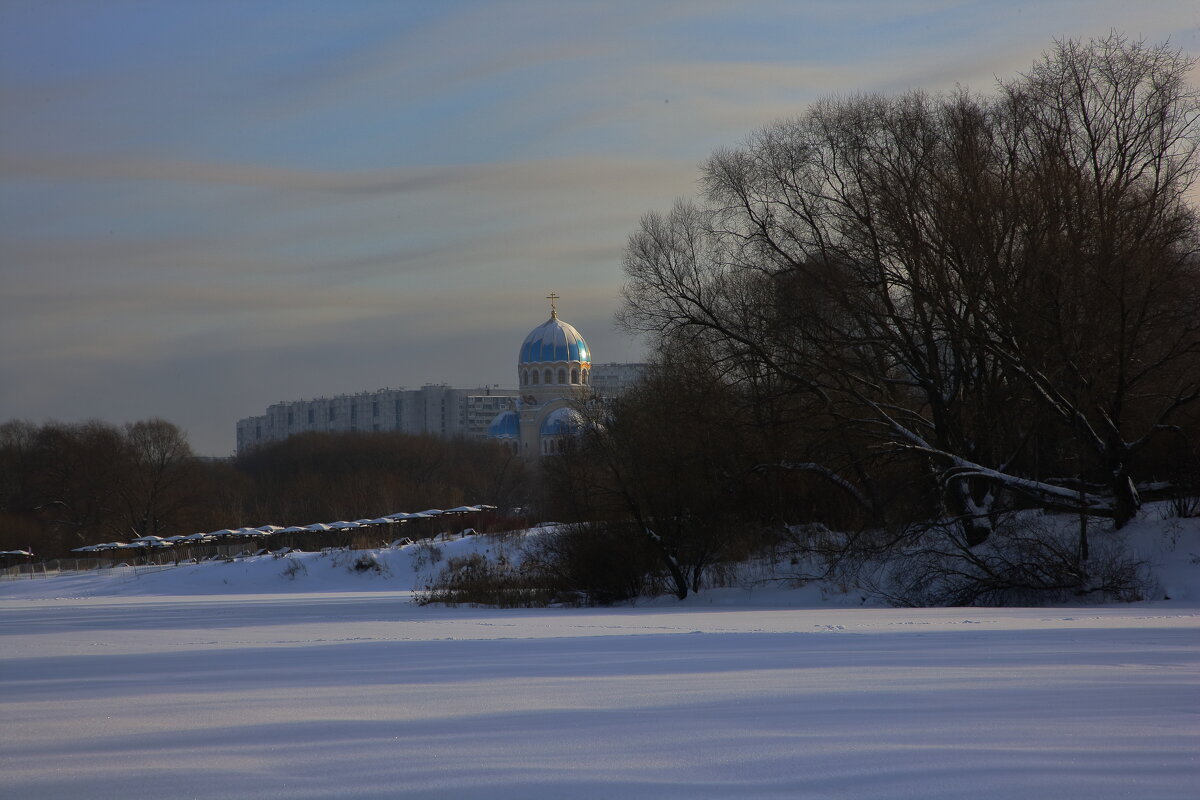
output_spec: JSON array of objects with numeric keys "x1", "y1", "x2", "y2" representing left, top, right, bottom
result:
[
  {"x1": 1, "y1": 513, "x2": 1198, "y2": 799},
  {"x1": 4, "y1": 510, "x2": 1196, "y2": 604}
]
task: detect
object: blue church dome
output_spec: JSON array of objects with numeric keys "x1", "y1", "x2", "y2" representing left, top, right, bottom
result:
[
  {"x1": 540, "y1": 407, "x2": 584, "y2": 437},
  {"x1": 486, "y1": 409, "x2": 520, "y2": 439},
  {"x1": 519, "y1": 314, "x2": 590, "y2": 366}
]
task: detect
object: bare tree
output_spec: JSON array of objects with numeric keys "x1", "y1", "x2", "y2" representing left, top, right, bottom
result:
[
  {"x1": 621, "y1": 33, "x2": 1200, "y2": 546},
  {"x1": 119, "y1": 419, "x2": 197, "y2": 538},
  {"x1": 983, "y1": 34, "x2": 1200, "y2": 527},
  {"x1": 623, "y1": 92, "x2": 1031, "y2": 545},
  {"x1": 26, "y1": 421, "x2": 128, "y2": 545}
]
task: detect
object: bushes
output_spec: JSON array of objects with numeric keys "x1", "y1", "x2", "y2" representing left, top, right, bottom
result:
[
  {"x1": 417, "y1": 523, "x2": 677, "y2": 607},
  {"x1": 524, "y1": 523, "x2": 662, "y2": 605},
  {"x1": 415, "y1": 552, "x2": 557, "y2": 607},
  {"x1": 795, "y1": 512, "x2": 1149, "y2": 607},
  {"x1": 351, "y1": 552, "x2": 383, "y2": 574},
  {"x1": 1168, "y1": 492, "x2": 1200, "y2": 520}
]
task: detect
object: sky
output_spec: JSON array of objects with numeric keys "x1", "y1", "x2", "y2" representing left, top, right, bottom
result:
[{"x1": 2, "y1": 1, "x2": 1199, "y2": 455}]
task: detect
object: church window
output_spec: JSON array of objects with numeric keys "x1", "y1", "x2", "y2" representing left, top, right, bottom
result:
[
  {"x1": 571, "y1": 368, "x2": 579, "y2": 384},
  {"x1": 544, "y1": 369, "x2": 552, "y2": 384},
  {"x1": 532, "y1": 370, "x2": 539, "y2": 385},
  {"x1": 557, "y1": 368, "x2": 566, "y2": 384}
]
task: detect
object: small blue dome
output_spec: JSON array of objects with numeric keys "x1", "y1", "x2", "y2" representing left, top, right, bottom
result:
[
  {"x1": 540, "y1": 407, "x2": 584, "y2": 437},
  {"x1": 519, "y1": 315, "x2": 590, "y2": 366},
  {"x1": 487, "y1": 410, "x2": 520, "y2": 439}
]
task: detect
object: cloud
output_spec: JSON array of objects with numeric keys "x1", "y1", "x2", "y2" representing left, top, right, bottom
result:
[
  {"x1": 2, "y1": 151, "x2": 696, "y2": 197},
  {"x1": 0, "y1": 152, "x2": 699, "y2": 302}
]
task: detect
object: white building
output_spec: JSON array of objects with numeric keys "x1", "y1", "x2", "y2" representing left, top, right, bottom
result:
[
  {"x1": 236, "y1": 384, "x2": 518, "y2": 454},
  {"x1": 590, "y1": 362, "x2": 648, "y2": 398}
]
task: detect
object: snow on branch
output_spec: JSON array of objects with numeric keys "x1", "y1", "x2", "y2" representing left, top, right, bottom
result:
[
  {"x1": 864, "y1": 394, "x2": 1115, "y2": 514},
  {"x1": 752, "y1": 461, "x2": 872, "y2": 509}
]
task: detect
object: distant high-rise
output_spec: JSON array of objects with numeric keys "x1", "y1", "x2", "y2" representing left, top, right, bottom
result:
[{"x1": 235, "y1": 384, "x2": 517, "y2": 454}]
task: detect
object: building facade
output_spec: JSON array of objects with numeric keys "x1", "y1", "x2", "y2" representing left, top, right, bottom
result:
[
  {"x1": 236, "y1": 384, "x2": 518, "y2": 454},
  {"x1": 590, "y1": 362, "x2": 648, "y2": 398}
]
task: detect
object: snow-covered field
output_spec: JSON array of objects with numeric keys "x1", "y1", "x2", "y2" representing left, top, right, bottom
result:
[{"x1": 2, "y1": 517, "x2": 1198, "y2": 799}]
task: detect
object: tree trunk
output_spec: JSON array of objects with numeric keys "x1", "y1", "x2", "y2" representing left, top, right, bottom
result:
[
  {"x1": 1111, "y1": 470, "x2": 1140, "y2": 529},
  {"x1": 653, "y1": 536, "x2": 690, "y2": 601},
  {"x1": 1107, "y1": 440, "x2": 1140, "y2": 528},
  {"x1": 635, "y1": 524, "x2": 689, "y2": 601},
  {"x1": 949, "y1": 477, "x2": 994, "y2": 548},
  {"x1": 1077, "y1": 482, "x2": 1089, "y2": 564}
]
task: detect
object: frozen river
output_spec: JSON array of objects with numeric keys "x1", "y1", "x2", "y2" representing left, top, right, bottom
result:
[{"x1": 2, "y1": 591, "x2": 1197, "y2": 799}]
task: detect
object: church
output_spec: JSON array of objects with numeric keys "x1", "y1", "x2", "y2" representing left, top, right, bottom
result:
[{"x1": 486, "y1": 294, "x2": 594, "y2": 457}]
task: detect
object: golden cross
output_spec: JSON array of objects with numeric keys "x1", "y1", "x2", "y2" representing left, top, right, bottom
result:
[{"x1": 546, "y1": 292, "x2": 559, "y2": 318}]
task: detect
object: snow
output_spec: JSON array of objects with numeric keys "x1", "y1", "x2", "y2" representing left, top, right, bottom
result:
[{"x1": 2, "y1": 514, "x2": 1198, "y2": 799}]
